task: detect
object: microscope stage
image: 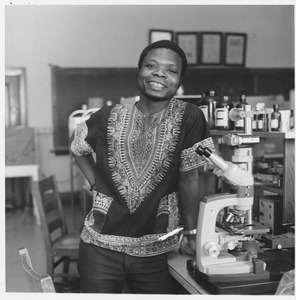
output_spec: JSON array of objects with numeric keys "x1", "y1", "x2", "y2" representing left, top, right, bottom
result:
[{"x1": 217, "y1": 221, "x2": 270, "y2": 235}]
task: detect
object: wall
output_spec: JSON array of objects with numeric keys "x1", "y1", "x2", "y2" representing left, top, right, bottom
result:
[{"x1": 5, "y1": 5, "x2": 294, "y2": 191}]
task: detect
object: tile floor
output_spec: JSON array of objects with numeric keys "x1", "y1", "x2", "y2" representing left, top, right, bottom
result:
[{"x1": 5, "y1": 204, "x2": 84, "y2": 293}]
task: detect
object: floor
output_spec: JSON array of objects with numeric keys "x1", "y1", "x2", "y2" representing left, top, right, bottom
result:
[
  {"x1": 4, "y1": 204, "x2": 190, "y2": 295},
  {"x1": 5, "y1": 203, "x2": 84, "y2": 293}
]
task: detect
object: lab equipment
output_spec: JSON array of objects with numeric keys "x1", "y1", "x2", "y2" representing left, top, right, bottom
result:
[{"x1": 190, "y1": 104, "x2": 273, "y2": 287}]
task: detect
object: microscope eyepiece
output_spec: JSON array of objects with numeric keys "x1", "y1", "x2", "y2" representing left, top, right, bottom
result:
[
  {"x1": 203, "y1": 147, "x2": 212, "y2": 158},
  {"x1": 195, "y1": 145, "x2": 213, "y2": 158},
  {"x1": 195, "y1": 145, "x2": 205, "y2": 156}
]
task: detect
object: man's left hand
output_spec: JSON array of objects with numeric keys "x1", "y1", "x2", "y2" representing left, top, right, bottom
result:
[{"x1": 178, "y1": 235, "x2": 196, "y2": 256}]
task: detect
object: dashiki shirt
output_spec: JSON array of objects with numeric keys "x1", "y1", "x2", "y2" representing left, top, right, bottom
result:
[{"x1": 71, "y1": 98, "x2": 214, "y2": 257}]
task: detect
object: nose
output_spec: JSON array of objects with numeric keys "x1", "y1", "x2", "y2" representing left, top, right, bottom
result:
[{"x1": 152, "y1": 67, "x2": 167, "y2": 78}]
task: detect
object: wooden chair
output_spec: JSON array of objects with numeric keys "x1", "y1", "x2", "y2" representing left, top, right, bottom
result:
[
  {"x1": 18, "y1": 247, "x2": 56, "y2": 292},
  {"x1": 31, "y1": 175, "x2": 80, "y2": 284}
]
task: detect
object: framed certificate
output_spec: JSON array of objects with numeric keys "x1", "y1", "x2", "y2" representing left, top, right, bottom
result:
[
  {"x1": 200, "y1": 32, "x2": 222, "y2": 65},
  {"x1": 224, "y1": 33, "x2": 247, "y2": 66},
  {"x1": 176, "y1": 32, "x2": 199, "y2": 65}
]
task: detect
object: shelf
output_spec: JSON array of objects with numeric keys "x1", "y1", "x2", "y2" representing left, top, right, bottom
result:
[
  {"x1": 261, "y1": 185, "x2": 284, "y2": 195},
  {"x1": 254, "y1": 181, "x2": 283, "y2": 194},
  {"x1": 210, "y1": 128, "x2": 294, "y2": 223},
  {"x1": 210, "y1": 130, "x2": 295, "y2": 140}
]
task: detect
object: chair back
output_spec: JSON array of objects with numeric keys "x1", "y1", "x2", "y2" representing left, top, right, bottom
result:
[
  {"x1": 31, "y1": 175, "x2": 69, "y2": 271},
  {"x1": 18, "y1": 247, "x2": 56, "y2": 293}
]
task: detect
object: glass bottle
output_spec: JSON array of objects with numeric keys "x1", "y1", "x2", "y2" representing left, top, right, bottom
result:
[
  {"x1": 235, "y1": 95, "x2": 248, "y2": 131},
  {"x1": 215, "y1": 96, "x2": 234, "y2": 130},
  {"x1": 199, "y1": 91, "x2": 219, "y2": 129},
  {"x1": 290, "y1": 110, "x2": 294, "y2": 129},
  {"x1": 252, "y1": 110, "x2": 258, "y2": 131},
  {"x1": 257, "y1": 112, "x2": 269, "y2": 132},
  {"x1": 270, "y1": 104, "x2": 281, "y2": 131},
  {"x1": 258, "y1": 156, "x2": 269, "y2": 174}
]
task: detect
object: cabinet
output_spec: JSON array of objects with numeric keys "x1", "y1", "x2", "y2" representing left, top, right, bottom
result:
[{"x1": 208, "y1": 130, "x2": 295, "y2": 224}]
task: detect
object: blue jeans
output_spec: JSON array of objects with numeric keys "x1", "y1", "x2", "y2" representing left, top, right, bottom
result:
[{"x1": 78, "y1": 241, "x2": 176, "y2": 294}]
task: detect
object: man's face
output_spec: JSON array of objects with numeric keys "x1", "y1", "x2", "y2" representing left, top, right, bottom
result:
[{"x1": 137, "y1": 48, "x2": 183, "y2": 101}]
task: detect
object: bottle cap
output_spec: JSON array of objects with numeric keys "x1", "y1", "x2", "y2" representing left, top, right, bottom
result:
[{"x1": 273, "y1": 104, "x2": 279, "y2": 109}]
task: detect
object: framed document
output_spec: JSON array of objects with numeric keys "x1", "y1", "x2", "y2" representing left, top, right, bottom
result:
[
  {"x1": 200, "y1": 32, "x2": 222, "y2": 65},
  {"x1": 224, "y1": 33, "x2": 247, "y2": 66},
  {"x1": 176, "y1": 32, "x2": 199, "y2": 65},
  {"x1": 149, "y1": 29, "x2": 174, "y2": 44}
]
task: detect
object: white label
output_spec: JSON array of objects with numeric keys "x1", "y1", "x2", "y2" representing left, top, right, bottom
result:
[
  {"x1": 270, "y1": 119, "x2": 279, "y2": 129},
  {"x1": 257, "y1": 120, "x2": 263, "y2": 129},
  {"x1": 199, "y1": 105, "x2": 208, "y2": 121},
  {"x1": 235, "y1": 108, "x2": 244, "y2": 128},
  {"x1": 215, "y1": 108, "x2": 228, "y2": 126}
]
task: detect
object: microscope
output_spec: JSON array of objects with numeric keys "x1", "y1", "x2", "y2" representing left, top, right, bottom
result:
[{"x1": 188, "y1": 105, "x2": 273, "y2": 292}]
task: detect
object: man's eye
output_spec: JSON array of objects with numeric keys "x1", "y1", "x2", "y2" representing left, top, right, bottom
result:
[
  {"x1": 170, "y1": 69, "x2": 178, "y2": 74},
  {"x1": 146, "y1": 64, "x2": 155, "y2": 69}
]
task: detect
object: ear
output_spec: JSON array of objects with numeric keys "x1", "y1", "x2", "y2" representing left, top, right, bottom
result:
[{"x1": 178, "y1": 78, "x2": 183, "y2": 88}]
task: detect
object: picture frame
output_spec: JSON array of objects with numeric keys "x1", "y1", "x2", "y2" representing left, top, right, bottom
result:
[
  {"x1": 176, "y1": 32, "x2": 199, "y2": 65},
  {"x1": 224, "y1": 33, "x2": 247, "y2": 66},
  {"x1": 200, "y1": 32, "x2": 222, "y2": 65},
  {"x1": 149, "y1": 29, "x2": 174, "y2": 44}
]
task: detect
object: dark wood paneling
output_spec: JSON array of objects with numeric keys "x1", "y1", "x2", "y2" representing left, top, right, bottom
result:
[{"x1": 52, "y1": 67, "x2": 139, "y2": 153}]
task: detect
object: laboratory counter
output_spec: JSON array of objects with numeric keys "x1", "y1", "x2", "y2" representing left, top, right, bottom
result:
[
  {"x1": 167, "y1": 248, "x2": 208, "y2": 294},
  {"x1": 167, "y1": 247, "x2": 294, "y2": 295}
]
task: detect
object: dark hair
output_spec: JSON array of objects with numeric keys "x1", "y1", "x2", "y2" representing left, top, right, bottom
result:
[{"x1": 138, "y1": 40, "x2": 188, "y2": 78}]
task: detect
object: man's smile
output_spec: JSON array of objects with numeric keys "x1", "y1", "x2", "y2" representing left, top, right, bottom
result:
[{"x1": 147, "y1": 80, "x2": 167, "y2": 90}]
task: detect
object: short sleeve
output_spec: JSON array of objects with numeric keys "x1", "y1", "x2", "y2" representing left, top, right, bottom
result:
[
  {"x1": 179, "y1": 137, "x2": 215, "y2": 172},
  {"x1": 179, "y1": 106, "x2": 215, "y2": 172},
  {"x1": 70, "y1": 121, "x2": 94, "y2": 156}
]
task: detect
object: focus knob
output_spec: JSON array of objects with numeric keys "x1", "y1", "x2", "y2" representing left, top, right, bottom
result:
[
  {"x1": 229, "y1": 108, "x2": 243, "y2": 122},
  {"x1": 227, "y1": 241, "x2": 237, "y2": 250},
  {"x1": 204, "y1": 242, "x2": 220, "y2": 257}
]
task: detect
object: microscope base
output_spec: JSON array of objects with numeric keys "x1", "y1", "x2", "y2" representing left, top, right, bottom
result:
[{"x1": 187, "y1": 260, "x2": 279, "y2": 295}]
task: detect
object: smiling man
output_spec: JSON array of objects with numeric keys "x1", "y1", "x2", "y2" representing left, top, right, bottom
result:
[{"x1": 70, "y1": 40, "x2": 213, "y2": 294}]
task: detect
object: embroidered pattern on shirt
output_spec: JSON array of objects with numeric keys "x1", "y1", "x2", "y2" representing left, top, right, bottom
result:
[
  {"x1": 156, "y1": 192, "x2": 180, "y2": 232},
  {"x1": 107, "y1": 100, "x2": 186, "y2": 214},
  {"x1": 71, "y1": 122, "x2": 94, "y2": 156},
  {"x1": 179, "y1": 137, "x2": 215, "y2": 172},
  {"x1": 81, "y1": 191, "x2": 181, "y2": 256},
  {"x1": 93, "y1": 191, "x2": 113, "y2": 214},
  {"x1": 80, "y1": 226, "x2": 179, "y2": 257},
  {"x1": 84, "y1": 210, "x2": 95, "y2": 228}
]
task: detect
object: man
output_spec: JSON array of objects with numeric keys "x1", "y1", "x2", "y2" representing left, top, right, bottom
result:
[{"x1": 70, "y1": 40, "x2": 213, "y2": 293}]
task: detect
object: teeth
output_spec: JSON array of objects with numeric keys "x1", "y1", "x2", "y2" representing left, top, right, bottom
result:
[{"x1": 150, "y1": 82, "x2": 164, "y2": 88}]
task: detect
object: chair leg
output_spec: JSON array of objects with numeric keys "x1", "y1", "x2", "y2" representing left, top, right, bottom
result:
[{"x1": 47, "y1": 257, "x2": 54, "y2": 277}]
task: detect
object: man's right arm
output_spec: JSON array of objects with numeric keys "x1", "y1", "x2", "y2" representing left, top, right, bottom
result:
[{"x1": 69, "y1": 132, "x2": 96, "y2": 187}]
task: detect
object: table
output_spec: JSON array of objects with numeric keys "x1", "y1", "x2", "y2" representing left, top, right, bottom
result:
[
  {"x1": 167, "y1": 248, "x2": 208, "y2": 294},
  {"x1": 167, "y1": 247, "x2": 293, "y2": 295},
  {"x1": 5, "y1": 164, "x2": 40, "y2": 225}
]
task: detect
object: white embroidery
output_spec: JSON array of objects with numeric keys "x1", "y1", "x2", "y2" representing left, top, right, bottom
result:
[
  {"x1": 107, "y1": 100, "x2": 186, "y2": 214},
  {"x1": 71, "y1": 122, "x2": 94, "y2": 156},
  {"x1": 179, "y1": 137, "x2": 215, "y2": 172}
]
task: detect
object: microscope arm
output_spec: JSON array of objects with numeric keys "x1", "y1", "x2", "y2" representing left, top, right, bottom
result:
[{"x1": 195, "y1": 145, "x2": 253, "y2": 187}]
